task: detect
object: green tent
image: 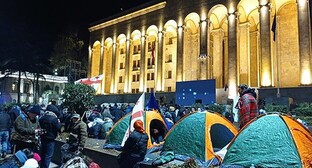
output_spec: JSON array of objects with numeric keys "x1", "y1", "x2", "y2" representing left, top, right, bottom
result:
[
  {"x1": 221, "y1": 113, "x2": 312, "y2": 168},
  {"x1": 162, "y1": 111, "x2": 238, "y2": 165}
]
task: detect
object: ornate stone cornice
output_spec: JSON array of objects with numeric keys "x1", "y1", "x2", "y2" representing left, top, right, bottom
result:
[{"x1": 89, "y1": 2, "x2": 166, "y2": 32}]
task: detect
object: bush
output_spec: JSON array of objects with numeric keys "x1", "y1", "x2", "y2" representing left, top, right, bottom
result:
[
  {"x1": 292, "y1": 102, "x2": 312, "y2": 116},
  {"x1": 205, "y1": 104, "x2": 224, "y2": 114},
  {"x1": 265, "y1": 104, "x2": 288, "y2": 113},
  {"x1": 62, "y1": 83, "x2": 96, "y2": 116}
]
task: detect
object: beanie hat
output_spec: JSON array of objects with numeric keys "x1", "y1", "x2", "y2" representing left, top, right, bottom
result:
[
  {"x1": 46, "y1": 104, "x2": 59, "y2": 113},
  {"x1": 33, "y1": 153, "x2": 41, "y2": 162},
  {"x1": 28, "y1": 104, "x2": 41, "y2": 115},
  {"x1": 21, "y1": 158, "x2": 39, "y2": 168}
]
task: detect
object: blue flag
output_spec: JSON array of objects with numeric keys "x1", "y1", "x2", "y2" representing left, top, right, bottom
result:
[
  {"x1": 146, "y1": 91, "x2": 173, "y2": 130},
  {"x1": 146, "y1": 91, "x2": 160, "y2": 111}
]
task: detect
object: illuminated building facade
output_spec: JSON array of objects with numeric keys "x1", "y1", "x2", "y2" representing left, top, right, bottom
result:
[{"x1": 88, "y1": 0, "x2": 311, "y2": 101}]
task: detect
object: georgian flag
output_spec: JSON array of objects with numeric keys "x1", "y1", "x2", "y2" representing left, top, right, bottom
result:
[
  {"x1": 121, "y1": 92, "x2": 145, "y2": 146},
  {"x1": 74, "y1": 74, "x2": 103, "y2": 91}
]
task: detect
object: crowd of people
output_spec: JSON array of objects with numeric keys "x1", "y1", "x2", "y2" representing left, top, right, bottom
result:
[
  {"x1": 0, "y1": 83, "x2": 262, "y2": 168},
  {"x1": 0, "y1": 101, "x2": 101, "y2": 168}
]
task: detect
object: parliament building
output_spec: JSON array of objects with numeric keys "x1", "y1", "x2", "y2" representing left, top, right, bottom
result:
[{"x1": 88, "y1": 0, "x2": 311, "y2": 103}]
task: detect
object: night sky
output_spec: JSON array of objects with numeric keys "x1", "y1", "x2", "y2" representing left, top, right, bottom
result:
[{"x1": 0, "y1": 0, "x2": 152, "y2": 70}]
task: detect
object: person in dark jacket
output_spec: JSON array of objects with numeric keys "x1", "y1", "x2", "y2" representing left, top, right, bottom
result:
[
  {"x1": 46, "y1": 104, "x2": 62, "y2": 120},
  {"x1": 39, "y1": 109, "x2": 61, "y2": 168},
  {"x1": 0, "y1": 106, "x2": 11, "y2": 158},
  {"x1": 119, "y1": 120, "x2": 149, "y2": 168},
  {"x1": 110, "y1": 104, "x2": 124, "y2": 123},
  {"x1": 8, "y1": 105, "x2": 21, "y2": 129}
]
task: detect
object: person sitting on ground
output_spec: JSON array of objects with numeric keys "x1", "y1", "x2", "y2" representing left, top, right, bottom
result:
[
  {"x1": 118, "y1": 120, "x2": 149, "y2": 168},
  {"x1": 99, "y1": 117, "x2": 114, "y2": 139},
  {"x1": 150, "y1": 128, "x2": 163, "y2": 145},
  {"x1": 87, "y1": 109, "x2": 103, "y2": 139},
  {"x1": 101, "y1": 106, "x2": 114, "y2": 120}
]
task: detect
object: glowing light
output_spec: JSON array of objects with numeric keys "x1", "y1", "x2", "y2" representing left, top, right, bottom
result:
[
  {"x1": 301, "y1": 69, "x2": 311, "y2": 85},
  {"x1": 227, "y1": 80, "x2": 237, "y2": 99},
  {"x1": 297, "y1": 0, "x2": 307, "y2": 7},
  {"x1": 261, "y1": 72, "x2": 271, "y2": 86},
  {"x1": 119, "y1": 38, "x2": 126, "y2": 44}
]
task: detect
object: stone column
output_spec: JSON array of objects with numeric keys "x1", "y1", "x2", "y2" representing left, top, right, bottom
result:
[
  {"x1": 125, "y1": 39, "x2": 131, "y2": 92},
  {"x1": 238, "y1": 22, "x2": 251, "y2": 85},
  {"x1": 156, "y1": 31, "x2": 164, "y2": 91},
  {"x1": 20, "y1": 79, "x2": 24, "y2": 94},
  {"x1": 206, "y1": 20, "x2": 211, "y2": 79},
  {"x1": 176, "y1": 26, "x2": 184, "y2": 81},
  {"x1": 228, "y1": 12, "x2": 238, "y2": 98},
  {"x1": 211, "y1": 28, "x2": 224, "y2": 88},
  {"x1": 297, "y1": 0, "x2": 312, "y2": 84},
  {"x1": 140, "y1": 35, "x2": 146, "y2": 92},
  {"x1": 199, "y1": 20, "x2": 208, "y2": 80},
  {"x1": 259, "y1": 3, "x2": 272, "y2": 86},
  {"x1": 100, "y1": 44, "x2": 105, "y2": 94},
  {"x1": 88, "y1": 46, "x2": 92, "y2": 78},
  {"x1": 110, "y1": 42, "x2": 117, "y2": 93}
]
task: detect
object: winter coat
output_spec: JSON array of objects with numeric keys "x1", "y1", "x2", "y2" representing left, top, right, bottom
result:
[
  {"x1": 67, "y1": 120, "x2": 87, "y2": 147},
  {"x1": 123, "y1": 130, "x2": 148, "y2": 158},
  {"x1": 110, "y1": 107, "x2": 124, "y2": 123},
  {"x1": 39, "y1": 111, "x2": 61, "y2": 141},
  {"x1": 238, "y1": 92, "x2": 258, "y2": 129},
  {"x1": 11, "y1": 112, "x2": 40, "y2": 143}
]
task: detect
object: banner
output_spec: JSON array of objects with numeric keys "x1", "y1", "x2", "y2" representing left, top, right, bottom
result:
[
  {"x1": 121, "y1": 92, "x2": 145, "y2": 146},
  {"x1": 75, "y1": 74, "x2": 103, "y2": 91}
]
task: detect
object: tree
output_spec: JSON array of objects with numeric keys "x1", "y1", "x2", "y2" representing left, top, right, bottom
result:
[
  {"x1": 0, "y1": 21, "x2": 51, "y2": 103},
  {"x1": 49, "y1": 30, "x2": 86, "y2": 78},
  {"x1": 62, "y1": 83, "x2": 96, "y2": 116}
]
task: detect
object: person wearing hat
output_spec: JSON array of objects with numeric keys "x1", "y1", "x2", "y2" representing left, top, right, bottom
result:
[
  {"x1": 236, "y1": 84, "x2": 259, "y2": 129},
  {"x1": 67, "y1": 114, "x2": 87, "y2": 147},
  {"x1": 11, "y1": 104, "x2": 42, "y2": 152},
  {"x1": 61, "y1": 113, "x2": 87, "y2": 161},
  {"x1": 46, "y1": 104, "x2": 62, "y2": 120}
]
